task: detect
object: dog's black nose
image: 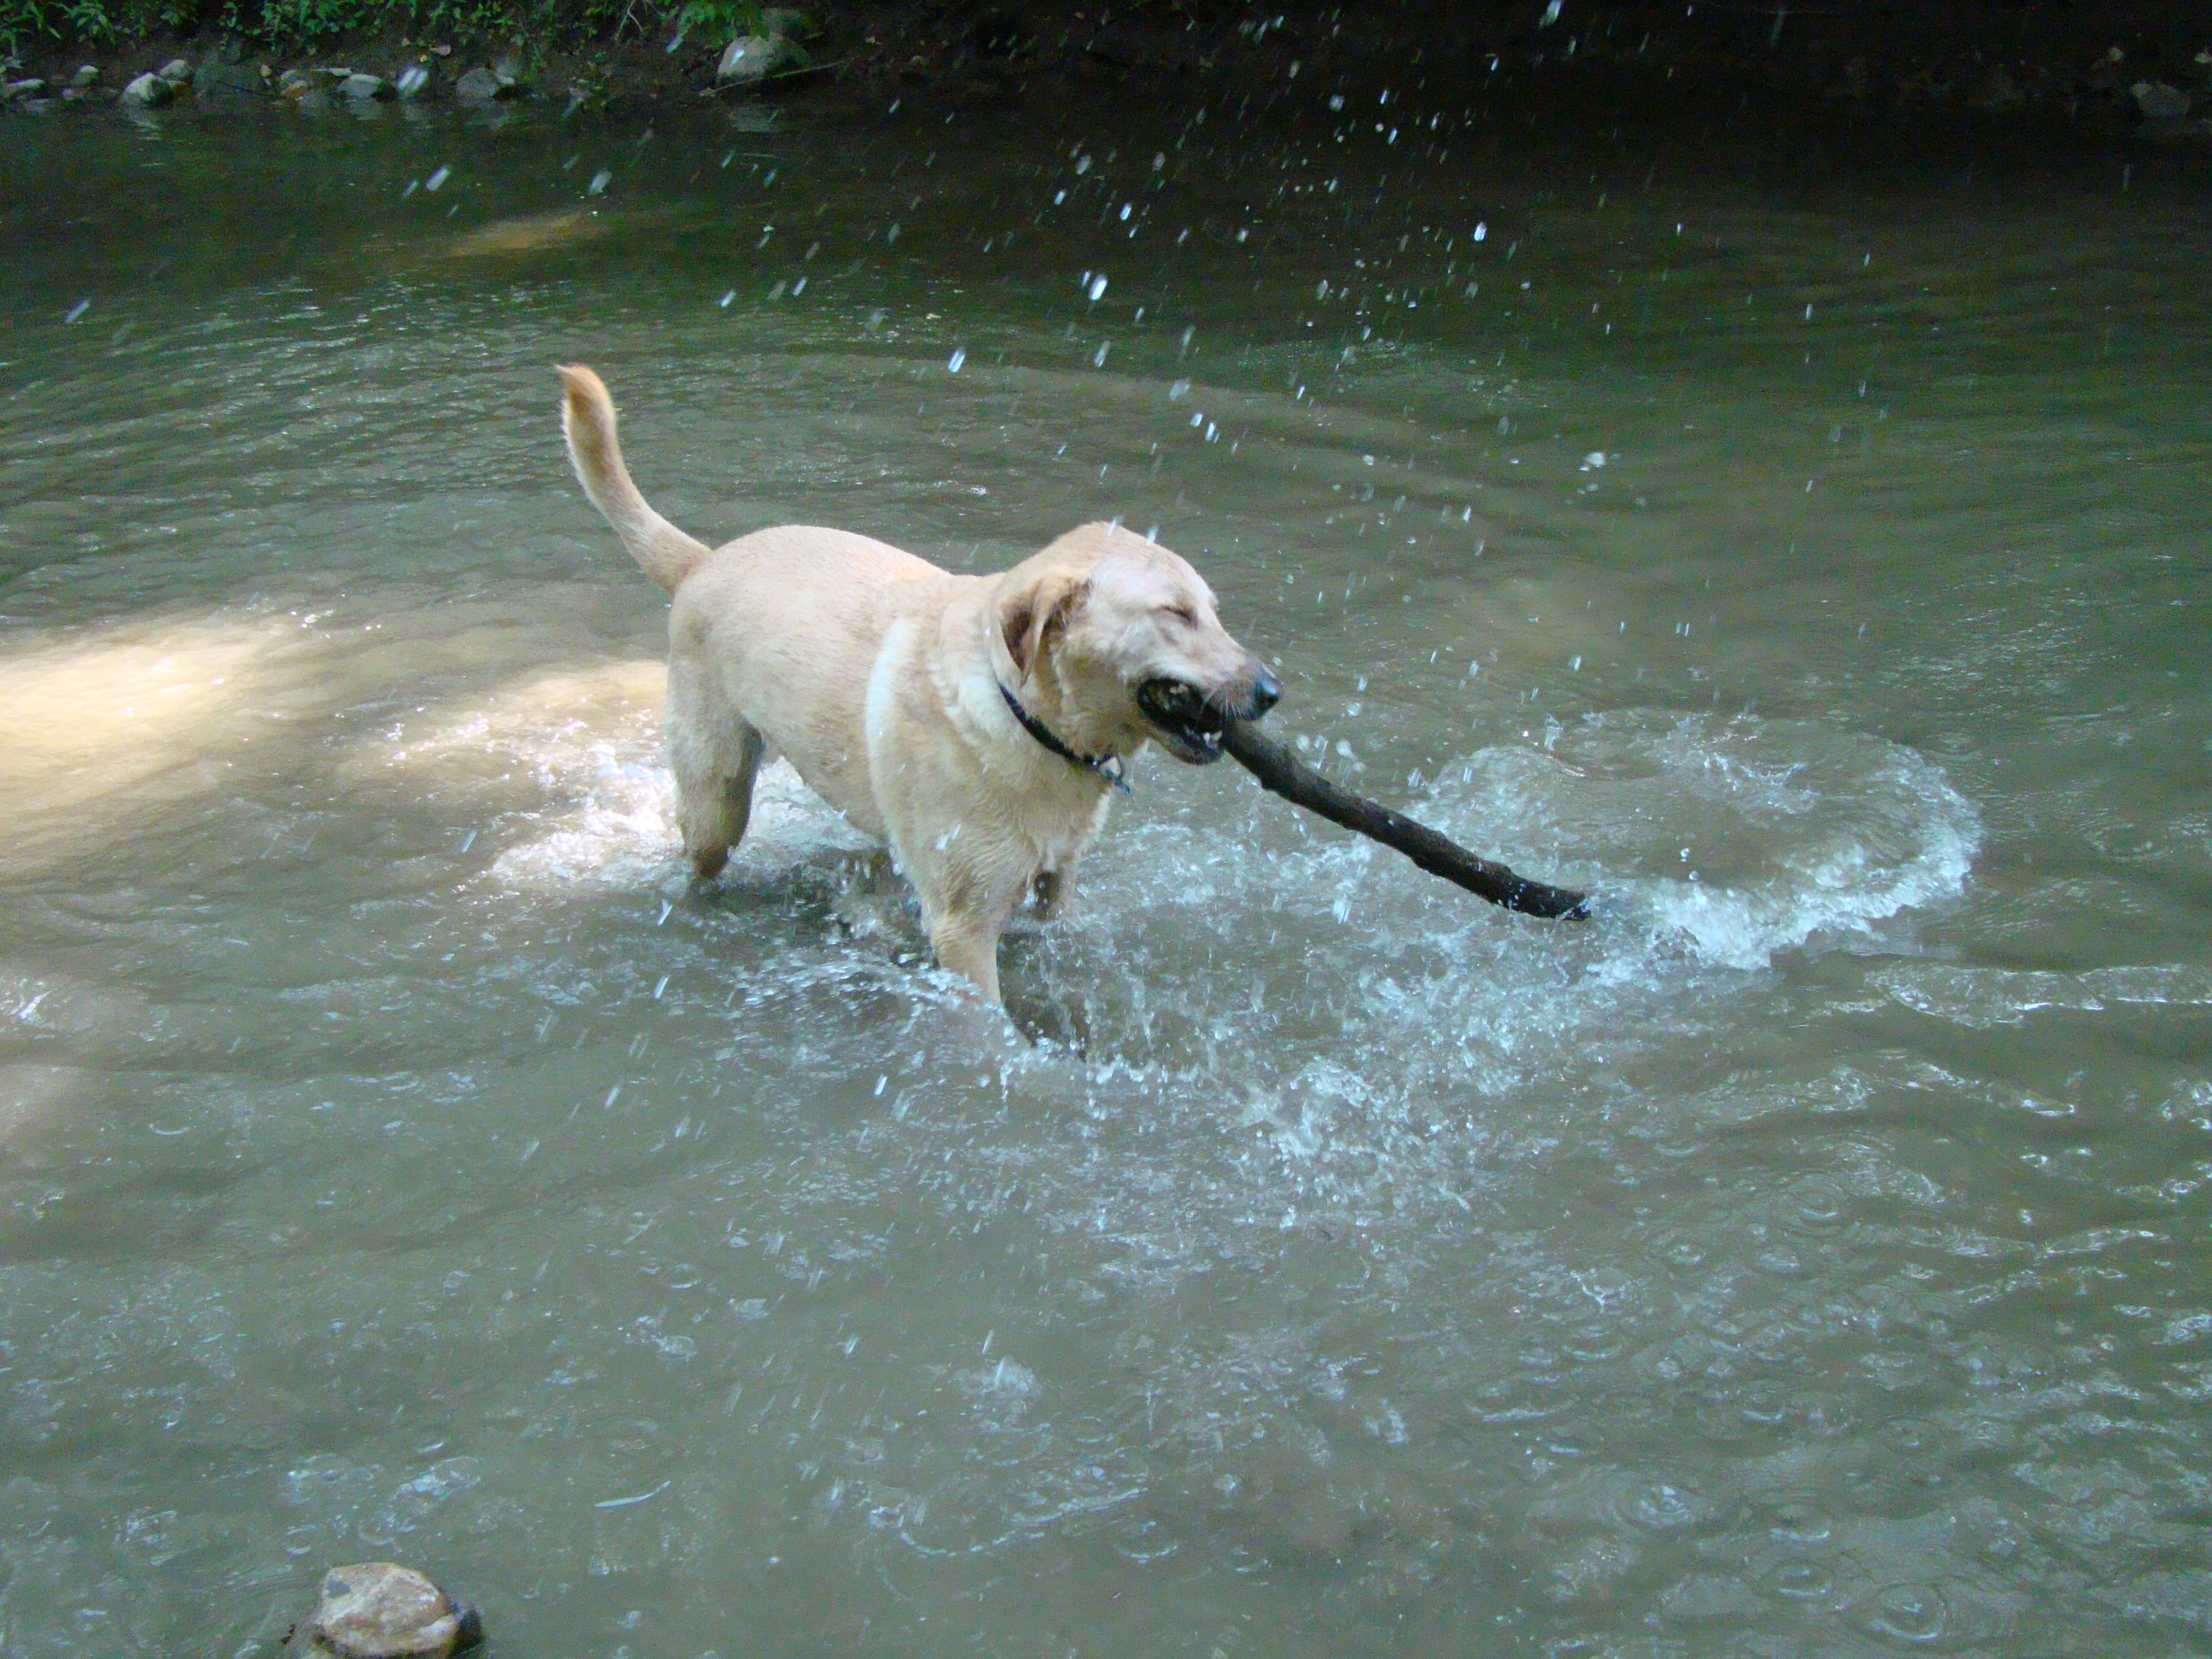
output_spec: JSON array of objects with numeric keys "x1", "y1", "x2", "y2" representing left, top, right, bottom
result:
[{"x1": 1248, "y1": 667, "x2": 1282, "y2": 718}]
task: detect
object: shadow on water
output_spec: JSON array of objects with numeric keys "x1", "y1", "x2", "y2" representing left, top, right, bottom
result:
[{"x1": 1, "y1": 79, "x2": 2209, "y2": 1659}]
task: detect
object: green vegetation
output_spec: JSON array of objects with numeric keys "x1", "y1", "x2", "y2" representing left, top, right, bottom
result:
[{"x1": 0, "y1": 0, "x2": 757, "y2": 60}]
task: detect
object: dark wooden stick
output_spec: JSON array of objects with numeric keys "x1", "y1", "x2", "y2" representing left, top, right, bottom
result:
[{"x1": 1220, "y1": 718, "x2": 1591, "y2": 921}]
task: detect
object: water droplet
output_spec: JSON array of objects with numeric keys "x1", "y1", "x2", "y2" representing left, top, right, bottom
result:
[
  {"x1": 1088, "y1": 274, "x2": 1109, "y2": 300},
  {"x1": 425, "y1": 165, "x2": 451, "y2": 191},
  {"x1": 947, "y1": 348, "x2": 966, "y2": 373}
]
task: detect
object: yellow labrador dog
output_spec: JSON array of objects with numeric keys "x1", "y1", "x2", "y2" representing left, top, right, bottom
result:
[{"x1": 556, "y1": 365, "x2": 1278, "y2": 1004}]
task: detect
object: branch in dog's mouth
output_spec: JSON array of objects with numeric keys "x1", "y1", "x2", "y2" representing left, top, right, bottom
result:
[
  {"x1": 1135, "y1": 677, "x2": 1231, "y2": 765},
  {"x1": 1218, "y1": 714, "x2": 1592, "y2": 921}
]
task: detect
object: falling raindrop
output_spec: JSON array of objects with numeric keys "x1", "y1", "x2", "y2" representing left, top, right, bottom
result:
[
  {"x1": 1088, "y1": 275, "x2": 1109, "y2": 300},
  {"x1": 587, "y1": 170, "x2": 612, "y2": 195},
  {"x1": 947, "y1": 348, "x2": 966, "y2": 373},
  {"x1": 425, "y1": 165, "x2": 451, "y2": 191}
]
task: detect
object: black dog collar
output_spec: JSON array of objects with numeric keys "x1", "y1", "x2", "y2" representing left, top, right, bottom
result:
[{"x1": 997, "y1": 679, "x2": 1130, "y2": 795}]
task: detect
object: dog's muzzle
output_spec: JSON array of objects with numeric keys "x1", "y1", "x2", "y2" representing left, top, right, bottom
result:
[{"x1": 1136, "y1": 668, "x2": 1282, "y2": 764}]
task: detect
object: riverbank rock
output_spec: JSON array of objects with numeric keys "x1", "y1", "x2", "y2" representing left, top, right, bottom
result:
[
  {"x1": 2, "y1": 78, "x2": 45, "y2": 102},
  {"x1": 716, "y1": 9, "x2": 812, "y2": 86},
  {"x1": 119, "y1": 71, "x2": 173, "y2": 107},
  {"x1": 453, "y1": 64, "x2": 520, "y2": 105},
  {"x1": 338, "y1": 71, "x2": 390, "y2": 100},
  {"x1": 290, "y1": 1562, "x2": 481, "y2": 1659},
  {"x1": 156, "y1": 56, "x2": 191, "y2": 84},
  {"x1": 2131, "y1": 79, "x2": 2192, "y2": 123},
  {"x1": 717, "y1": 33, "x2": 800, "y2": 85}
]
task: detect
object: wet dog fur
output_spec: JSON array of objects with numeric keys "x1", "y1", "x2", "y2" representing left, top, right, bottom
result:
[{"x1": 556, "y1": 364, "x2": 1278, "y2": 1004}]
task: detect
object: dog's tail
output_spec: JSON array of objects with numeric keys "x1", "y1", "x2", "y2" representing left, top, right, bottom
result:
[{"x1": 556, "y1": 364, "x2": 713, "y2": 593}]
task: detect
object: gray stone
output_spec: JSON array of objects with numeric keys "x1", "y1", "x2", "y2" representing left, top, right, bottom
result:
[
  {"x1": 69, "y1": 63, "x2": 101, "y2": 87},
  {"x1": 717, "y1": 32, "x2": 802, "y2": 85},
  {"x1": 452, "y1": 65, "x2": 513, "y2": 105},
  {"x1": 337, "y1": 72, "x2": 389, "y2": 100},
  {"x1": 304, "y1": 1562, "x2": 479, "y2": 1658},
  {"x1": 2, "y1": 78, "x2": 44, "y2": 101},
  {"x1": 156, "y1": 56, "x2": 191, "y2": 83},
  {"x1": 2132, "y1": 80, "x2": 2191, "y2": 123},
  {"x1": 120, "y1": 71, "x2": 174, "y2": 106},
  {"x1": 276, "y1": 67, "x2": 328, "y2": 111}
]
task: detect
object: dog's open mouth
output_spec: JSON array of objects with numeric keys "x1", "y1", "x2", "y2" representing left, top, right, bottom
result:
[{"x1": 1135, "y1": 677, "x2": 1231, "y2": 765}]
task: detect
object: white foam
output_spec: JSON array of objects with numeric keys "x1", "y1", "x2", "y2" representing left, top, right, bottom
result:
[
  {"x1": 487, "y1": 755, "x2": 873, "y2": 891},
  {"x1": 1424, "y1": 710, "x2": 1982, "y2": 969}
]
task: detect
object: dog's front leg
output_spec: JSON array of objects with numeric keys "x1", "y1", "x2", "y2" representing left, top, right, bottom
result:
[
  {"x1": 906, "y1": 847, "x2": 1029, "y2": 1005},
  {"x1": 1028, "y1": 866, "x2": 1072, "y2": 919},
  {"x1": 927, "y1": 909, "x2": 1007, "y2": 1005}
]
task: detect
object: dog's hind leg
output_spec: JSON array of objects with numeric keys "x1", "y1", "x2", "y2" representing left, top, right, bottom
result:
[
  {"x1": 673, "y1": 720, "x2": 765, "y2": 880},
  {"x1": 667, "y1": 667, "x2": 766, "y2": 880}
]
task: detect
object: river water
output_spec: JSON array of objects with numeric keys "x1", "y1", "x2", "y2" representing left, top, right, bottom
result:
[{"x1": 1, "y1": 81, "x2": 2207, "y2": 1659}]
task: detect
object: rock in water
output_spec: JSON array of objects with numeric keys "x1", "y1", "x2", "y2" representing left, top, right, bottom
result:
[
  {"x1": 717, "y1": 33, "x2": 800, "y2": 85},
  {"x1": 2132, "y1": 80, "x2": 2192, "y2": 124},
  {"x1": 157, "y1": 57, "x2": 192, "y2": 84},
  {"x1": 337, "y1": 72, "x2": 389, "y2": 100},
  {"x1": 120, "y1": 71, "x2": 174, "y2": 106},
  {"x1": 305, "y1": 1562, "x2": 480, "y2": 1657},
  {"x1": 453, "y1": 66, "x2": 509, "y2": 105}
]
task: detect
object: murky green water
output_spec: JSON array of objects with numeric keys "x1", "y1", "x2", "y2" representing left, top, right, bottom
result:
[{"x1": 2, "y1": 84, "x2": 2209, "y2": 1658}]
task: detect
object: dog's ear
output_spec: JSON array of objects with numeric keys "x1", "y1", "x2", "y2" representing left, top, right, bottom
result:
[{"x1": 1000, "y1": 573, "x2": 1089, "y2": 678}]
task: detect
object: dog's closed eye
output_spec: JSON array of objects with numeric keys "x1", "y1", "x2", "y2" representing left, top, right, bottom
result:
[{"x1": 1166, "y1": 602, "x2": 1198, "y2": 626}]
